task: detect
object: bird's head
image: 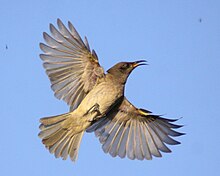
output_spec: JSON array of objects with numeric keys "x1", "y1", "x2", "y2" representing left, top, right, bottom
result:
[{"x1": 107, "y1": 60, "x2": 147, "y2": 84}]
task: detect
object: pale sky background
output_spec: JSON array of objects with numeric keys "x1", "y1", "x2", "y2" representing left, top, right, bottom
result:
[{"x1": 1, "y1": 0, "x2": 220, "y2": 176}]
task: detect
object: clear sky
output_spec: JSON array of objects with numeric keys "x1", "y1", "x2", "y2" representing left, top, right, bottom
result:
[{"x1": 1, "y1": 0, "x2": 220, "y2": 176}]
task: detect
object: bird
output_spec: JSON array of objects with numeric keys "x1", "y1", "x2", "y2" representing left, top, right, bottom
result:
[{"x1": 38, "y1": 19, "x2": 184, "y2": 162}]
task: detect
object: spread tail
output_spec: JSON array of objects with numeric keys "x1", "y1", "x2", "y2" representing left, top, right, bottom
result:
[{"x1": 38, "y1": 112, "x2": 84, "y2": 162}]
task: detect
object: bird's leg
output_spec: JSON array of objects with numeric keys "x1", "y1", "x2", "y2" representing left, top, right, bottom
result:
[
  {"x1": 85, "y1": 103, "x2": 102, "y2": 122},
  {"x1": 86, "y1": 103, "x2": 101, "y2": 114},
  {"x1": 86, "y1": 103, "x2": 101, "y2": 116}
]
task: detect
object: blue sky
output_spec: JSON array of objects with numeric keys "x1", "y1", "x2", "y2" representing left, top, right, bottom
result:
[{"x1": 1, "y1": 0, "x2": 220, "y2": 176}]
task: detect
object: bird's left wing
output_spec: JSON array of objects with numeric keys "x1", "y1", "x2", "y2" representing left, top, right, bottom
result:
[
  {"x1": 87, "y1": 97, "x2": 184, "y2": 160},
  {"x1": 40, "y1": 19, "x2": 105, "y2": 110}
]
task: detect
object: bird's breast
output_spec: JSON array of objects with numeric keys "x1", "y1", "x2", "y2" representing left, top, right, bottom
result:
[{"x1": 76, "y1": 81, "x2": 123, "y2": 116}]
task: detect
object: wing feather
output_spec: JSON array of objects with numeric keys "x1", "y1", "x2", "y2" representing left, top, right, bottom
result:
[
  {"x1": 40, "y1": 19, "x2": 104, "y2": 109},
  {"x1": 92, "y1": 97, "x2": 184, "y2": 160}
]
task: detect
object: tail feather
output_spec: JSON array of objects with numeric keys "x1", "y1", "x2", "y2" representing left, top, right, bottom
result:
[
  {"x1": 38, "y1": 112, "x2": 84, "y2": 162},
  {"x1": 39, "y1": 123, "x2": 61, "y2": 139},
  {"x1": 69, "y1": 132, "x2": 84, "y2": 161},
  {"x1": 40, "y1": 113, "x2": 68, "y2": 125},
  {"x1": 42, "y1": 128, "x2": 67, "y2": 147}
]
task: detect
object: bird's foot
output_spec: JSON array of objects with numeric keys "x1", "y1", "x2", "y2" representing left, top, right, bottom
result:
[
  {"x1": 86, "y1": 103, "x2": 102, "y2": 122},
  {"x1": 86, "y1": 103, "x2": 101, "y2": 115}
]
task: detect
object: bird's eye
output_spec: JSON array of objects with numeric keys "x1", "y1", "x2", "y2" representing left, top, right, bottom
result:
[{"x1": 121, "y1": 63, "x2": 129, "y2": 70}]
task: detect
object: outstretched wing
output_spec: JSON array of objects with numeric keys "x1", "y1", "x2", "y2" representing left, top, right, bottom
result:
[
  {"x1": 40, "y1": 19, "x2": 104, "y2": 109},
  {"x1": 87, "y1": 97, "x2": 184, "y2": 160}
]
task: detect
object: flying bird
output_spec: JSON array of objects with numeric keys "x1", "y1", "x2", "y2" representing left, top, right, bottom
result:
[{"x1": 39, "y1": 19, "x2": 184, "y2": 162}]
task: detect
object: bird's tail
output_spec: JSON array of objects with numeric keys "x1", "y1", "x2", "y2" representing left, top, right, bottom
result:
[{"x1": 38, "y1": 112, "x2": 85, "y2": 162}]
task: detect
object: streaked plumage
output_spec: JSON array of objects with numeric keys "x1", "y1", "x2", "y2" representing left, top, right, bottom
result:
[{"x1": 39, "y1": 19, "x2": 184, "y2": 162}]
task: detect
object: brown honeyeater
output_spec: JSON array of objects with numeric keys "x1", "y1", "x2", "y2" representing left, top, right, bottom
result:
[{"x1": 38, "y1": 19, "x2": 184, "y2": 162}]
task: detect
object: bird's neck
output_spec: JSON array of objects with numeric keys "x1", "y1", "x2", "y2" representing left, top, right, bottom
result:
[{"x1": 106, "y1": 73, "x2": 127, "y2": 86}]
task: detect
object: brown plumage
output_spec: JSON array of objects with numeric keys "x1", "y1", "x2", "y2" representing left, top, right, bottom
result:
[{"x1": 39, "y1": 19, "x2": 184, "y2": 162}]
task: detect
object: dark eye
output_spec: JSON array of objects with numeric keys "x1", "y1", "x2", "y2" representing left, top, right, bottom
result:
[{"x1": 121, "y1": 63, "x2": 129, "y2": 70}]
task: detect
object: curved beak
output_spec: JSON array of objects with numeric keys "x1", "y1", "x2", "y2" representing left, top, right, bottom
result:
[{"x1": 132, "y1": 60, "x2": 148, "y2": 68}]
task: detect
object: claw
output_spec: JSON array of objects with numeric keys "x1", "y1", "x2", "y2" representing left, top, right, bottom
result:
[
  {"x1": 86, "y1": 103, "x2": 101, "y2": 115},
  {"x1": 93, "y1": 103, "x2": 100, "y2": 114}
]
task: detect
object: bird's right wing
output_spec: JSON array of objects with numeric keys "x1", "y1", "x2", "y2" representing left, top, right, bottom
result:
[
  {"x1": 40, "y1": 19, "x2": 105, "y2": 110},
  {"x1": 87, "y1": 97, "x2": 184, "y2": 160}
]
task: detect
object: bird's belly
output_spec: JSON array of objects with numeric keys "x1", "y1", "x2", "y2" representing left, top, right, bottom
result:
[{"x1": 76, "y1": 82, "x2": 121, "y2": 116}]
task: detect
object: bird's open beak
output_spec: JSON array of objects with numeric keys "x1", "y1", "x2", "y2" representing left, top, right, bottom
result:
[{"x1": 132, "y1": 60, "x2": 148, "y2": 68}]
